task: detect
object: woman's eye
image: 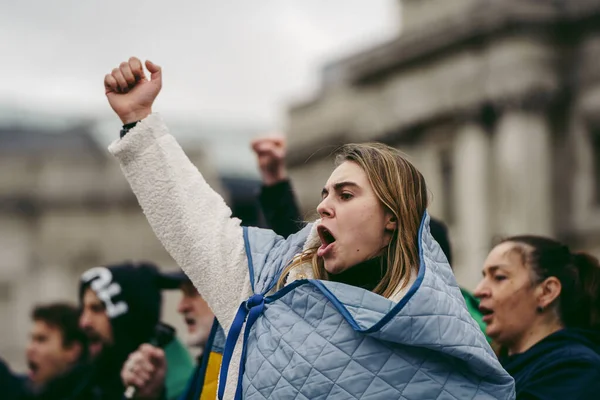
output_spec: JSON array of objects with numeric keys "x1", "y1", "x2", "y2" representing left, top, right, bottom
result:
[
  {"x1": 340, "y1": 193, "x2": 353, "y2": 200},
  {"x1": 494, "y1": 275, "x2": 507, "y2": 282}
]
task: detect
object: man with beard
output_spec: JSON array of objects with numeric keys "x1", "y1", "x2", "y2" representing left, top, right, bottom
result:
[
  {"x1": 122, "y1": 271, "x2": 224, "y2": 400},
  {"x1": 24, "y1": 303, "x2": 89, "y2": 399},
  {"x1": 79, "y1": 261, "x2": 194, "y2": 400}
]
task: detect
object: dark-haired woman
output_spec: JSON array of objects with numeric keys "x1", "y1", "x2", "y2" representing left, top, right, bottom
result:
[{"x1": 475, "y1": 236, "x2": 600, "y2": 399}]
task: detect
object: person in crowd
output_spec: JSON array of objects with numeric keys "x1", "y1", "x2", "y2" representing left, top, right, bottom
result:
[
  {"x1": 252, "y1": 136, "x2": 490, "y2": 341},
  {"x1": 79, "y1": 261, "x2": 194, "y2": 399},
  {"x1": 475, "y1": 235, "x2": 600, "y2": 399},
  {"x1": 24, "y1": 303, "x2": 89, "y2": 399},
  {"x1": 103, "y1": 57, "x2": 514, "y2": 399},
  {"x1": 252, "y1": 136, "x2": 305, "y2": 238},
  {"x1": 121, "y1": 271, "x2": 225, "y2": 400}
]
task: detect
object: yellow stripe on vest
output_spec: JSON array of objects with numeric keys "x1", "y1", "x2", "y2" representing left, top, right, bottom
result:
[{"x1": 200, "y1": 351, "x2": 223, "y2": 400}]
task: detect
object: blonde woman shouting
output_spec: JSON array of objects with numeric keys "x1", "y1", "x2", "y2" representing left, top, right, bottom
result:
[{"x1": 105, "y1": 57, "x2": 514, "y2": 400}]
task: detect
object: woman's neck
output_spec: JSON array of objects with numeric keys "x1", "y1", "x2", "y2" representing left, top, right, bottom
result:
[
  {"x1": 508, "y1": 319, "x2": 564, "y2": 356},
  {"x1": 329, "y1": 255, "x2": 386, "y2": 292}
]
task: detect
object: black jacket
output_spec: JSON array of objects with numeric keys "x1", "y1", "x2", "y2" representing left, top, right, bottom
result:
[
  {"x1": 258, "y1": 180, "x2": 304, "y2": 238},
  {"x1": 0, "y1": 359, "x2": 27, "y2": 400},
  {"x1": 501, "y1": 328, "x2": 600, "y2": 399},
  {"x1": 26, "y1": 363, "x2": 100, "y2": 400}
]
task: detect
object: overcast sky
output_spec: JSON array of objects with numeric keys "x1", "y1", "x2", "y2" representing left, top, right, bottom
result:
[{"x1": 0, "y1": 0, "x2": 399, "y2": 127}]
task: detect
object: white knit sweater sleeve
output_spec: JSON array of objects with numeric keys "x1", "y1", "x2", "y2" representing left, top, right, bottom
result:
[{"x1": 108, "y1": 113, "x2": 253, "y2": 334}]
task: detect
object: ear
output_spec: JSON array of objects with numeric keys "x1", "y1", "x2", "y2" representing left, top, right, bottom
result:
[
  {"x1": 537, "y1": 276, "x2": 562, "y2": 310},
  {"x1": 385, "y1": 214, "x2": 397, "y2": 233}
]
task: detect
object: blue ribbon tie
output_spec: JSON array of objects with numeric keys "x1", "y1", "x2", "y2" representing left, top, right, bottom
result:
[{"x1": 218, "y1": 294, "x2": 265, "y2": 400}]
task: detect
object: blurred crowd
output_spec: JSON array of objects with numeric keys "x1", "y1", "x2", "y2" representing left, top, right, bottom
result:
[{"x1": 1, "y1": 133, "x2": 599, "y2": 400}]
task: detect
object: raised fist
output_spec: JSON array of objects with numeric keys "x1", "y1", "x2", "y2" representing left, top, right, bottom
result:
[
  {"x1": 104, "y1": 57, "x2": 162, "y2": 124},
  {"x1": 251, "y1": 136, "x2": 288, "y2": 186}
]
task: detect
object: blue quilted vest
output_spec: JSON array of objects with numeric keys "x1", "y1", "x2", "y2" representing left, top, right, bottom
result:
[{"x1": 218, "y1": 213, "x2": 515, "y2": 399}]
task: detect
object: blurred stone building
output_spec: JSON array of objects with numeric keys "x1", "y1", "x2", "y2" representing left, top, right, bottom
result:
[
  {"x1": 287, "y1": 0, "x2": 600, "y2": 290},
  {"x1": 0, "y1": 112, "x2": 263, "y2": 371}
]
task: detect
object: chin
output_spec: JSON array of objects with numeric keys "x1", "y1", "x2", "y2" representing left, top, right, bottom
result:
[
  {"x1": 187, "y1": 328, "x2": 210, "y2": 348},
  {"x1": 485, "y1": 327, "x2": 500, "y2": 341},
  {"x1": 324, "y1": 260, "x2": 348, "y2": 275}
]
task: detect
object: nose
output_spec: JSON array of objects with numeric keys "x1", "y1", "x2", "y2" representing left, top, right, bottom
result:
[
  {"x1": 79, "y1": 311, "x2": 91, "y2": 329},
  {"x1": 317, "y1": 196, "x2": 334, "y2": 219},
  {"x1": 26, "y1": 342, "x2": 35, "y2": 359},
  {"x1": 177, "y1": 297, "x2": 190, "y2": 315},
  {"x1": 473, "y1": 279, "x2": 489, "y2": 299}
]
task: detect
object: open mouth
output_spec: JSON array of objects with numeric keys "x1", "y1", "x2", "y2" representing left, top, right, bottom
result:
[
  {"x1": 84, "y1": 330, "x2": 104, "y2": 354},
  {"x1": 479, "y1": 306, "x2": 494, "y2": 321},
  {"x1": 86, "y1": 332, "x2": 101, "y2": 344},
  {"x1": 184, "y1": 317, "x2": 196, "y2": 327},
  {"x1": 317, "y1": 226, "x2": 336, "y2": 246},
  {"x1": 28, "y1": 360, "x2": 38, "y2": 377},
  {"x1": 317, "y1": 225, "x2": 336, "y2": 257}
]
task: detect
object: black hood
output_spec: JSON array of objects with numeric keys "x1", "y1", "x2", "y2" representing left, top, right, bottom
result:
[{"x1": 79, "y1": 262, "x2": 162, "y2": 375}]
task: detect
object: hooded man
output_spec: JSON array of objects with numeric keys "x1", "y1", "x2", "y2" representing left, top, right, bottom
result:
[{"x1": 79, "y1": 261, "x2": 194, "y2": 399}]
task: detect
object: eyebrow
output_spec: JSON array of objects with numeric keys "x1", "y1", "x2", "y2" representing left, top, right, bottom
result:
[{"x1": 321, "y1": 181, "x2": 360, "y2": 198}]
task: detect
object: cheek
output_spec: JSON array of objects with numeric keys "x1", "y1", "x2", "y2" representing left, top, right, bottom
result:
[
  {"x1": 38, "y1": 347, "x2": 56, "y2": 366},
  {"x1": 101, "y1": 321, "x2": 113, "y2": 339},
  {"x1": 496, "y1": 285, "x2": 534, "y2": 319},
  {"x1": 343, "y1": 204, "x2": 385, "y2": 238}
]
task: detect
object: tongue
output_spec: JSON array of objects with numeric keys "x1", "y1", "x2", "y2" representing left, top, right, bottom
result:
[
  {"x1": 28, "y1": 364, "x2": 37, "y2": 378},
  {"x1": 317, "y1": 243, "x2": 329, "y2": 257}
]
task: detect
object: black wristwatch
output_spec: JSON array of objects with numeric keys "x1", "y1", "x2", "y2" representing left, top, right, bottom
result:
[{"x1": 120, "y1": 121, "x2": 140, "y2": 138}]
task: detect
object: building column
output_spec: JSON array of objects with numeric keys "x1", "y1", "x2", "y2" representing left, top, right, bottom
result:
[
  {"x1": 452, "y1": 123, "x2": 492, "y2": 290},
  {"x1": 492, "y1": 110, "x2": 553, "y2": 237}
]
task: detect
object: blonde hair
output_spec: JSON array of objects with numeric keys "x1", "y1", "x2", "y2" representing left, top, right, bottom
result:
[{"x1": 277, "y1": 143, "x2": 428, "y2": 298}]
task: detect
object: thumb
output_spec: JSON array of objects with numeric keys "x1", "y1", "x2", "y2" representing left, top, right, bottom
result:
[
  {"x1": 253, "y1": 141, "x2": 273, "y2": 154},
  {"x1": 145, "y1": 60, "x2": 162, "y2": 83}
]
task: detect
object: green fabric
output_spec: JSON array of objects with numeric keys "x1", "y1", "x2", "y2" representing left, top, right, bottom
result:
[
  {"x1": 461, "y1": 288, "x2": 491, "y2": 343},
  {"x1": 164, "y1": 336, "x2": 195, "y2": 400}
]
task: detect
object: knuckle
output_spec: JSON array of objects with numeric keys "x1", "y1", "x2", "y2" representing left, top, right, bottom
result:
[
  {"x1": 142, "y1": 343, "x2": 156, "y2": 352},
  {"x1": 120, "y1": 61, "x2": 129, "y2": 69}
]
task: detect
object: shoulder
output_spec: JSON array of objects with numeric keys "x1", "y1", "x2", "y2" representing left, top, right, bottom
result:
[
  {"x1": 524, "y1": 342, "x2": 600, "y2": 382},
  {"x1": 244, "y1": 223, "x2": 314, "y2": 292},
  {"x1": 512, "y1": 343, "x2": 600, "y2": 398},
  {"x1": 554, "y1": 341, "x2": 600, "y2": 364}
]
